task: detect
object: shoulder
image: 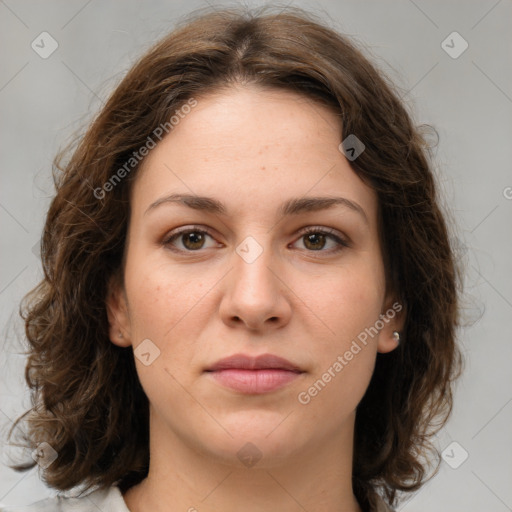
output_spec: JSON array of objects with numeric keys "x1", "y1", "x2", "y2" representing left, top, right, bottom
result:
[{"x1": 0, "y1": 486, "x2": 129, "y2": 512}]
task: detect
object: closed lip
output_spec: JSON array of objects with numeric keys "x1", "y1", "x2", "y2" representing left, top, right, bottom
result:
[{"x1": 205, "y1": 353, "x2": 304, "y2": 373}]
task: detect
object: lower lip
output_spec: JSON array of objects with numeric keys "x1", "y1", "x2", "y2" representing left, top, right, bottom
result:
[{"x1": 207, "y1": 369, "x2": 302, "y2": 394}]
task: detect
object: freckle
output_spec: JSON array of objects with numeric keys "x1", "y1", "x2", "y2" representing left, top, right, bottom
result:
[{"x1": 261, "y1": 166, "x2": 266, "y2": 170}]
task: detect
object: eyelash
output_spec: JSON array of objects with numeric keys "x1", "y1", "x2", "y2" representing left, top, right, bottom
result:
[{"x1": 162, "y1": 225, "x2": 350, "y2": 255}]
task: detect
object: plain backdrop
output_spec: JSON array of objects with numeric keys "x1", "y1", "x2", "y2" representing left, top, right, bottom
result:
[{"x1": 1, "y1": 1, "x2": 511, "y2": 510}]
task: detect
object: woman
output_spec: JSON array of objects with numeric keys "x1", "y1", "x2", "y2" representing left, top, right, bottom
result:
[{"x1": 6, "y1": 5, "x2": 463, "y2": 512}]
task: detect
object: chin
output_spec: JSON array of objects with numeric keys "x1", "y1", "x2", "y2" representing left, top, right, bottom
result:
[{"x1": 197, "y1": 415, "x2": 310, "y2": 469}]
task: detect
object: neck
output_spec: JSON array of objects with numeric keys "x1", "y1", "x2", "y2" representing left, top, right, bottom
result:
[{"x1": 123, "y1": 407, "x2": 363, "y2": 512}]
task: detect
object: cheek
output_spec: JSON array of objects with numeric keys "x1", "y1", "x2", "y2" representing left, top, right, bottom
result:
[
  {"x1": 293, "y1": 262, "x2": 383, "y2": 408},
  {"x1": 123, "y1": 253, "x2": 226, "y2": 389},
  {"x1": 124, "y1": 252, "x2": 207, "y2": 340},
  {"x1": 302, "y1": 260, "x2": 385, "y2": 348},
  {"x1": 295, "y1": 290, "x2": 380, "y2": 433},
  {"x1": 122, "y1": 257, "x2": 209, "y2": 403}
]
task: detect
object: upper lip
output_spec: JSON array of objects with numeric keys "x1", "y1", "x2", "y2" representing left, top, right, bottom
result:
[{"x1": 206, "y1": 353, "x2": 303, "y2": 373}]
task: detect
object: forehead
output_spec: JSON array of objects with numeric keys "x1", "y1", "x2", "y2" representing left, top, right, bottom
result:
[{"x1": 131, "y1": 85, "x2": 377, "y2": 221}]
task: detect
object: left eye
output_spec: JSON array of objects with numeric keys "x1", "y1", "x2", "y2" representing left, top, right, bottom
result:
[
  {"x1": 162, "y1": 226, "x2": 349, "y2": 254},
  {"x1": 293, "y1": 228, "x2": 349, "y2": 253}
]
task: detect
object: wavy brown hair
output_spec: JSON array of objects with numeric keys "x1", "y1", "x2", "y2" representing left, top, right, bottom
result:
[{"x1": 8, "y1": 5, "x2": 463, "y2": 510}]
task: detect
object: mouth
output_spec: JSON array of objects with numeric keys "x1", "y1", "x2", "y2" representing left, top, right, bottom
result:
[{"x1": 204, "y1": 353, "x2": 305, "y2": 394}]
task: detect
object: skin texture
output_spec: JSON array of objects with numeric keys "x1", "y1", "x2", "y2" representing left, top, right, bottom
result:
[{"x1": 107, "y1": 85, "x2": 404, "y2": 512}]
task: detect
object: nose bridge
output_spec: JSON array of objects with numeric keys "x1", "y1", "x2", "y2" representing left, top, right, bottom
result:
[
  {"x1": 220, "y1": 231, "x2": 290, "y2": 330},
  {"x1": 232, "y1": 233, "x2": 276, "y2": 298}
]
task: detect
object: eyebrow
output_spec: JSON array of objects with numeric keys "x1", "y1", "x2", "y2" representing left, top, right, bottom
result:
[{"x1": 145, "y1": 193, "x2": 368, "y2": 224}]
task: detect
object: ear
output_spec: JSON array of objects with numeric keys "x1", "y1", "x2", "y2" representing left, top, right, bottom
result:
[
  {"x1": 377, "y1": 294, "x2": 406, "y2": 354},
  {"x1": 106, "y1": 273, "x2": 132, "y2": 348}
]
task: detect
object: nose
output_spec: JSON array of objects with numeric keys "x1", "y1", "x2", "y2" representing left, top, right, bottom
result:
[{"x1": 219, "y1": 240, "x2": 292, "y2": 332}]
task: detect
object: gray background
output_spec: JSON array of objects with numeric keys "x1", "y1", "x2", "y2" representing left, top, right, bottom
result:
[{"x1": 1, "y1": 0, "x2": 511, "y2": 510}]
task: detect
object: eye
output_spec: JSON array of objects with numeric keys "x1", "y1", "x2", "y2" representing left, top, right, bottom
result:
[
  {"x1": 292, "y1": 227, "x2": 349, "y2": 254},
  {"x1": 162, "y1": 226, "x2": 219, "y2": 252},
  {"x1": 162, "y1": 225, "x2": 350, "y2": 254}
]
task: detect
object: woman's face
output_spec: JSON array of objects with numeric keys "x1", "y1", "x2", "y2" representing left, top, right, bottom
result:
[{"x1": 108, "y1": 85, "x2": 402, "y2": 466}]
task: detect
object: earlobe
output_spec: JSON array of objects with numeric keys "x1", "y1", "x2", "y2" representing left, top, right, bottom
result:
[
  {"x1": 106, "y1": 276, "x2": 132, "y2": 348},
  {"x1": 377, "y1": 297, "x2": 406, "y2": 354},
  {"x1": 377, "y1": 330, "x2": 401, "y2": 354},
  {"x1": 108, "y1": 322, "x2": 131, "y2": 348}
]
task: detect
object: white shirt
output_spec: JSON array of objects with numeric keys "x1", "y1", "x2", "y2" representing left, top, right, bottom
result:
[
  {"x1": 0, "y1": 486, "x2": 129, "y2": 512},
  {"x1": 0, "y1": 485, "x2": 394, "y2": 511}
]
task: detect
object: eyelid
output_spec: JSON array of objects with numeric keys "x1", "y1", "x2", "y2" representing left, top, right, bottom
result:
[
  {"x1": 297, "y1": 226, "x2": 349, "y2": 244},
  {"x1": 295, "y1": 226, "x2": 350, "y2": 253},
  {"x1": 162, "y1": 224, "x2": 350, "y2": 253},
  {"x1": 161, "y1": 225, "x2": 219, "y2": 248}
]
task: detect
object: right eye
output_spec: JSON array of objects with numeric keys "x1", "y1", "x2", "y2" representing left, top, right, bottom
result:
[{"x1": 162, "y1": 226, "x2": 220, "y2": 252}]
